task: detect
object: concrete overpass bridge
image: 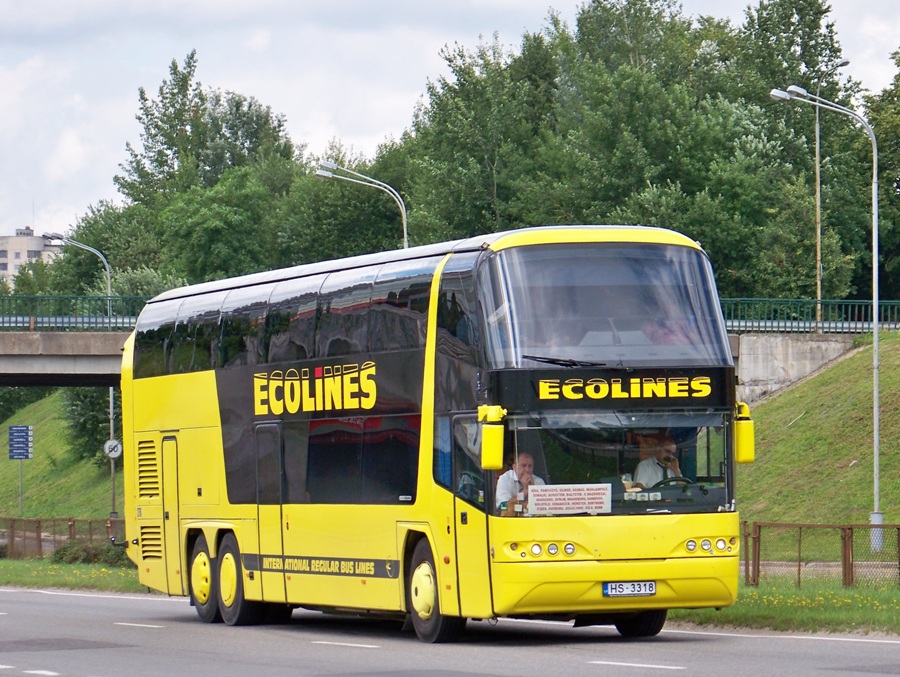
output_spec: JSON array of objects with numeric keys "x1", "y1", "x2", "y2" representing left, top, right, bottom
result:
[
  {"x1": 0, "y1": 295, "x2": 143, "y2": 387},
  {"x1": 0, "y1": 331, "x2": 130, "y2": 387},
  {"x1": 0, "y1": 296, "x2": 893, "y2": 397}
]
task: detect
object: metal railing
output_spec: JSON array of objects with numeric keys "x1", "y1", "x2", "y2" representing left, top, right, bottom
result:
[
  {"x1": 722, "y1": 298, "x2": 900, "y2": 333},
  {"x1": 0, "y1": 296, "x2": 147, "y2": 331},
  {"x1": 743, "y1": 521, "x2": 900, "y2": 588},
  {"x1": 1, "y1": 517, "x2": 125, "y2": 559},
  {"x1": 0, "y1": 296, "x2": 896, "y2": 334}
]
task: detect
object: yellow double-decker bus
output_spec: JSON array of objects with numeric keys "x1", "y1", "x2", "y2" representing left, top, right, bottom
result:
[{"x1": 120, "y1": 225, "x2": 754, "y2": 642}]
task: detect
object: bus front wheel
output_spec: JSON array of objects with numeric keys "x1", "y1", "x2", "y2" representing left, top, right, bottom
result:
[
  {"x1": 614, "y1": 609, "x2": 667, "y2": 638},
  {"x1": 407, "y1": 539, "x2": 465, "y2": 643},
  {"x1": 216, "y1": 533, "x2": 264, "y2": 626},
  {"x1": 189, "y1": 533, "x2": 221, "y2": 623}
]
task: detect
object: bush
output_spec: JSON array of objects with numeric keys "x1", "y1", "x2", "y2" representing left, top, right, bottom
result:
[{"x1": 51, "y1": 540, "x2": 134, "y2": 568}]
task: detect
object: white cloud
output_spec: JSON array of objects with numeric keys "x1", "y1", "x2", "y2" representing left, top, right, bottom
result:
[{"x1": 0, "y1": 0, "x2": 896, "y2": 237}]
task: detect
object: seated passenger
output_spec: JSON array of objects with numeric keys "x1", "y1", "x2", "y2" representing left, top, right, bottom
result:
[{"x1": 495, "y1": 451, "x2": 546, "y2": 509}]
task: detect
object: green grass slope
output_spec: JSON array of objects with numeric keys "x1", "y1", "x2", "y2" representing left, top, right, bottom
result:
[
  {"x1": 737, "y1": 332, "x2": 900, "y2": 525},
  {"x1": 0, "y1": 391, "x2": 123, "y2": 518},
  {"x1": 0, "y1": 334, "x2": 897, "y2": 523}
]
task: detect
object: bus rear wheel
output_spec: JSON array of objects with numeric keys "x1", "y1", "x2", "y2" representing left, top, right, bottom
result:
[
  {"x1": 407, "y1": 539, "x2": 465, "y2": 643},
  {"x1": 614, "y1": 609, "x2": 667, "y2": 638},
  {"x1": 189, "y1": 533, "x2": 221, "y2": 623},
  {"x1": 216, "y1": 533, "x2": 264, "y2": 626}
]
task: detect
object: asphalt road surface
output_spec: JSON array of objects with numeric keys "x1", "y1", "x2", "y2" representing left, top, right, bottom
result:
[{"x1": 0, "y1": 587, "x2": 897, "y2": 677}]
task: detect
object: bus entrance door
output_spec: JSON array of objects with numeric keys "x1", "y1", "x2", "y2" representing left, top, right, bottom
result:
[
  {"x1": 161, "y1": 436, "x2": 184, "y2": 595},
  {"x1": 454, "y1": 498, "x2": 493, "y2": 618},
  {"x1": 256, "y1": 424, "x2": 287, "y2": 604}
]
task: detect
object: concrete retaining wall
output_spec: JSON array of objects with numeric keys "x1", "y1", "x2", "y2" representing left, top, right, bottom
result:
[{"x1": 735, "y1": 333, "x2": 856, "y2": 403}]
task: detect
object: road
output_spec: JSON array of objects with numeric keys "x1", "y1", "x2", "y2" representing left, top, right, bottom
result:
[{"x1": 0, "y1": 587, "x2": 897, "y2": 676}]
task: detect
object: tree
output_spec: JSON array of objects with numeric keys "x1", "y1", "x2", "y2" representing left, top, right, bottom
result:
[
  {"x1": 410, "y1": 33, "x2": 558, "y2": 241},
  {"x1": 12, "y1": 259, "x2": 53, "y2": 295},
  {"x1": 115, "y1": 51, "x2": 297, "y2": 207},
  {"x1": 865, "y1": 49, "x2": 900, "y2": 298}
]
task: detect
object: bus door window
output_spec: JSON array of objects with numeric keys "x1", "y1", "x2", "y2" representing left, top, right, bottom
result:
[
  {"x1": 255, "y1": 423, "x2": 283, "y2": 504},
  {"x1": 283, "y1": 421, "x2": 310, "y2": 504},
  {"x1": 450, "y1": 417, "x2": 485, "y2": 510}
]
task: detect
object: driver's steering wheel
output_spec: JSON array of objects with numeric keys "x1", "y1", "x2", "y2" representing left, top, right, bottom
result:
[{"x1": 651, "y1": 476, "x2": 693, "y2": 489}]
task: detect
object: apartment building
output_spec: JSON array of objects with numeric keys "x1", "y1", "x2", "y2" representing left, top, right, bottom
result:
[{"x1": 0, "y1": 227, "x2": 61, "y2": 288}]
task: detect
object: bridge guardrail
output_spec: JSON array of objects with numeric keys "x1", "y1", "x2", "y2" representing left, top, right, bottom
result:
[
  {"x1": 0, "y1": 296, "x2": 148, "y2": 331},
  {"x1": 721, "y1": 298, "x2": 900, "y2": 334},
  {"x1": 0, "y1": 296, "x2": 896, "y2": 334}
]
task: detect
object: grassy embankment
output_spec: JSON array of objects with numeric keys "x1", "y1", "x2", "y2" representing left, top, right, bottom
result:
[{"x1": 0, "y1": 335, "x2": 899, "y2": 632}]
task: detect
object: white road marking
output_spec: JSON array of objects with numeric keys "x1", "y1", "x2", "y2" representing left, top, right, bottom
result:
[
  {"x1": 311, "y1": 640, "x2": 380, "y2": 649},
  {"x1": 0, "y1": 588, "x2": 180, "y2": 603},
  {"x1": 23, "y1": 671, "x2": 60, "y2": 676},
  {"x1": 590, "y1": 660, "x2": 685, "y2": 670},
  {"x1": 664, "y1": 628, "x2": 900, "y2": 645},
  {"x1": 114, "y1": 622, "x2": 165, "y2": 628}
]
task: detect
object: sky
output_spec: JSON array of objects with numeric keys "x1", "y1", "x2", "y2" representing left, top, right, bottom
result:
[{"x1": 1, "y1": 0, "x2": 897, "y2": 238}]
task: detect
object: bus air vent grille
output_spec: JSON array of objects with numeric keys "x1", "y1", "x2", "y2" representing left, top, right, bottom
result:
[
  {"x1": 140, "y1": 525, "x2": 163, "y2": 559},
  {"x1": 136, "y1": 440, "x2": 160, "y2": 499}
]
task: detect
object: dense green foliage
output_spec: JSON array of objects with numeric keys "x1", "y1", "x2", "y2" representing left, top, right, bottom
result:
[{"x1": 5, "y1": 0, "x2": 900, "y2": 466}]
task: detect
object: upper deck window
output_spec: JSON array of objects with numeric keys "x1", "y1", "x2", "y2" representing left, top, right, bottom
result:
[{"x1": 477, "y1": 243, "x2": 731, "y2": 369}]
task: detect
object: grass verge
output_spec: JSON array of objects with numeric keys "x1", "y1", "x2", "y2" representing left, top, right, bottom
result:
[
  {"x1": 671, "y1": 579, "x2": 900, "y2": 635},
  {"x1": 0, "y1": 558, "x2": 148, "y2": 594}
]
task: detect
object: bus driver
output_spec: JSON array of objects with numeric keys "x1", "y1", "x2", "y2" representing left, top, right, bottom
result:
[
  {"x1": 495, "y1": 451, "x2": 545, "y2": 511},
  {"x1": 633, "y1": 430, "x2": 682, "y2": 489}
]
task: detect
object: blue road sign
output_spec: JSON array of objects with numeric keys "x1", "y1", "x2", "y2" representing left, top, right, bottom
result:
[{"x1": 9, "y1": 425, "x2": 33, "y2": 461}]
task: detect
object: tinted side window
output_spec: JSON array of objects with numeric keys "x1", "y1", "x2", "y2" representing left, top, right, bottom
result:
[
  {"x1": 169, "y1": 293, "x2": 226, "y2": 373},
  {"x1": 220, "y1": 285, "x2": 274, "y2": 368},
  {"x1": 370, "y1": 257, "x2": 439, "y2": 351},
  {"x1": 317, "y1": 268, "x2": 377, "y2": 358},
  {"x1": 361, "y1": 415, "x2": 419, "y2": 503},
  {"x1": 307, "y1": 419, "x2": 362, "y2": 504},
  {"x1": 134, "y1": 300, "x2": 181, "y2": 379},
  {"x1": 266, "y1": 275, "x2": 324, "y2": 363}
]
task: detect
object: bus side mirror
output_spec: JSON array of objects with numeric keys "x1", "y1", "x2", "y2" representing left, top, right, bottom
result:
[
  {"x1": 477, "y1": 405, "x2": 507, "y2": 470},
  {"x1": 734, "y1": 401, "x2": 755, "y2": 464}
]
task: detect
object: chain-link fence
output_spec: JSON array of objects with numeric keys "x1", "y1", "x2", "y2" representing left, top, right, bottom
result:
[
  {"x1": 0, "y1": 518, "x2": 125, "y2": 559},
  {"x1": 743, "y1": 521, "x2": 900, "y2": 588}
]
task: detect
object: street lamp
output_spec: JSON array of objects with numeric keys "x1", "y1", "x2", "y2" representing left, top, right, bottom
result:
[
  {"x1": 814, "y1": 59, "x2": 850, "y2": 329},
  {"x1": 770, "y1": 85, "x2": 882, "y2": 541},
  {"x1": 315, "y1": 161, "x2": 409, "y2": 249},
  {"x1": 43, "y1": 232, "x2": 118, "y2": 518}
]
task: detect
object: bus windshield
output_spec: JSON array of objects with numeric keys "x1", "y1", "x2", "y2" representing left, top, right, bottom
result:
[
  {"x1": 478, "y1": 242, "x2": 731, "y2": 369},
  {"x1": 489, "y1": 412, "x2": 731, "y2": 517}
]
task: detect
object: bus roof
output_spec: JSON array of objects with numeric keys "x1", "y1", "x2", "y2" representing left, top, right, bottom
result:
[{"x1": 149, "y1": 225, "x2": 700, "y2": 304}]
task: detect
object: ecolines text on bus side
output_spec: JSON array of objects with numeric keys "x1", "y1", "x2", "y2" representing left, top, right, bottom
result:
[{"x1": 254, "y1": 361, "x2": 377, "y2": 416}]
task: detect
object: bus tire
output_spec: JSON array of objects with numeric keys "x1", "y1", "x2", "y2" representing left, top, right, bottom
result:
[
  {"x1": 189, "y1": 533, "x2": 221, "y2": 623},
  {"x1": 407, "y1": 539, "x2": 465, "y2": 643},
  {"x1": 614, "y1": 609, "x2": 667, "y2": 638},
  {"x1": 216, "y1": 533, "x2": 264, "y2": 626}
]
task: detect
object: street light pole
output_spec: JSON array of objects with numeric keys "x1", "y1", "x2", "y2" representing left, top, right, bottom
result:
[
  {"x1": 770, "y1": 86, "x2": 882, "y2": 542},
  {"x1": 43, "y1": 232, "x2": 118, "y2": 518},
  {"x1": 315, "y1": 161, "x2": 409, "y2": 249},
  {"x1": 814, "y1": 60, "x2": 850, "y2": 330}
]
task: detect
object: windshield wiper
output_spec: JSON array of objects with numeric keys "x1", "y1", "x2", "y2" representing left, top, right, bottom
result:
[{"x1": 522, "y1": 354, "x2": 607, "y2": 368}]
